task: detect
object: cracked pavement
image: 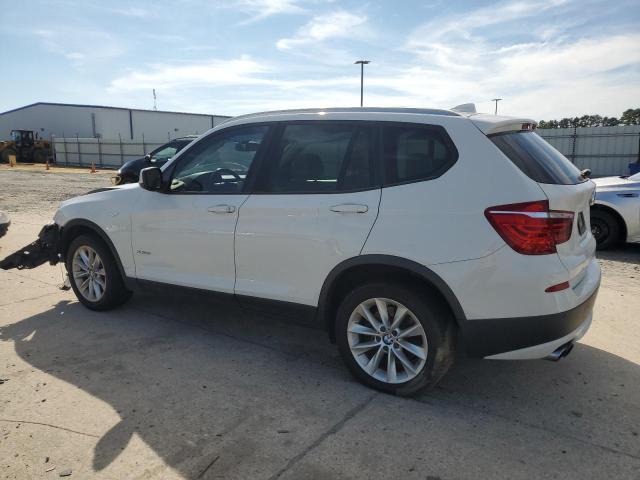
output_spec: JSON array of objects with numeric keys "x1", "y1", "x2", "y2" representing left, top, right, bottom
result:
[{"x1": 0, "y1": 169, "x2": 639, "y2": 479}]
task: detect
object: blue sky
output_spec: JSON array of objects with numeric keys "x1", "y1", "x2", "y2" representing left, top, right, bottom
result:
[{"x1": 1, "y1": 0, "x2": 638, "y2": 119}]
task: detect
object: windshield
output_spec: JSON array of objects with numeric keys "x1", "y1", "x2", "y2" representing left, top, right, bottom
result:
[{"x1": 149, "y1": 141, "x2": 190, "y2": 161}]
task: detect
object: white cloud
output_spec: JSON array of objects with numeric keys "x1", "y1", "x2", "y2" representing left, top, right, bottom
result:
[
  {"x1": 109, "y1": 7, "x2": 150, "y2": 18},
  {"x1": 395, "y1": 0, "x2": 640, "y2": 118},
  {"x1": 407, "y1": 0, "x2": 569, "y2": 46},
  {"x1": 106, "y1": 27, "x2": 640, "y2": 119},
  {"x1": 405, "y1": 0, "x2": 571, "y2": 71},
  {"x1": 277, "y1": 10, "x2": 368, "y2": 50},
  {"x1": 233, "y1": 0, "x2": 307, "y2": 24},
  {"x1": 108, "y1": 56, "x2": 271, "y2": 92},
  {"x1": 33, "y1": 27, "x2": 123, "y2": 67}
]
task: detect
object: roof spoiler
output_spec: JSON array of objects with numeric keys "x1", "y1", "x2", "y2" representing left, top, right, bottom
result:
[{"x1": 451, "y1": 103, "x2": 476, "y2": 114}]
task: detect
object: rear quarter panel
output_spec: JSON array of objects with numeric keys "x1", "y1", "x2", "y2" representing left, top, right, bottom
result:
[{"x1": 362, "y1": 116, "x2": 547, "y2": 264}]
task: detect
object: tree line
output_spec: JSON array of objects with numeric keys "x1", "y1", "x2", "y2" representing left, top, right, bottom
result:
[{"x1": 537, "y1": 108, "x2": 640, "y2": 129}]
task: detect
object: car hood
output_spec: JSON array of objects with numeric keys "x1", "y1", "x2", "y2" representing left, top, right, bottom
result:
[
  {"x1": 119, "y1": 156, "x2": 169, "y2": 174},
  {"x1": 592, "y1": 176, "x2": 640, "y2": 190},
  {"x1": 59, "y1": 182, "x2": 138, "y2": 207},
  {"x1": 118, "y1": 157, "x2": 148, "y2": 172}
]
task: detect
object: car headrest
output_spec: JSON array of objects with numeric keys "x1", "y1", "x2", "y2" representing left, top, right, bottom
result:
[{"x1": 289, "y1": 153, "x2": 324, "y2": 181}]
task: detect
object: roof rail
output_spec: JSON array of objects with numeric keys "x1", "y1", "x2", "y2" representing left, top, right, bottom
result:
[{"x1": 230, "y1": 107, "x2": 461, "y2": 122}]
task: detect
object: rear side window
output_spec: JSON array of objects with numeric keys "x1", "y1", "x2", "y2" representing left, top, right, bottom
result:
[
  {"x1": 382, "y1": 124, "x2": 457, "y2": 185},
  {"x1": 259, "y1": 123, "x2": 375, "y2": 193},
  {"x1": 490, "y1": 131, "x2": 585, "y2": 185}
]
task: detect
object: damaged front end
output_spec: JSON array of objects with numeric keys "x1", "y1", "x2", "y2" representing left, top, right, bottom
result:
[{"x1": 0, "y1": 224, "x2": 62, "y2": 270}]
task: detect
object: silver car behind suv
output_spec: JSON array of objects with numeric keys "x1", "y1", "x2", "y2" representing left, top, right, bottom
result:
[{"x1": 591, "y1": 171, "x2": 640, "y2": 249}]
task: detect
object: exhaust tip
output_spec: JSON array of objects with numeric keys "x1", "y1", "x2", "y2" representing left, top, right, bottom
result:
[{"x1": 545, "y1": 342, "x2": 574, "y2": 362}]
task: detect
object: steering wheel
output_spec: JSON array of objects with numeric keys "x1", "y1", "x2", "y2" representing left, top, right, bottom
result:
[{"x1": 211, "y1": 168, "x2": 241, "y2": 183}]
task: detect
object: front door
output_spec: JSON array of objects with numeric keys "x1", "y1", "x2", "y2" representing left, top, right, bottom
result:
[{"x1": 131, "y1": 124, "x2": 269, "y2": 292}]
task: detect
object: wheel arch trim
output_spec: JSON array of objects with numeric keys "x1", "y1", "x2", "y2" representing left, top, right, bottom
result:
[
  {"x1": 317, "y1": 254, "x2": 467, "y2": 336},
  {"x1": 591, "y1": 202, "x2": 628, "y2": 240},
  {"x1": 60, "y1": 219, "x2": 127, "y2": 282}
]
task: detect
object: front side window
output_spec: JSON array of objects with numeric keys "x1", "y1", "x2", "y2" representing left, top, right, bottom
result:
[
  {"x1": 382, "y1": 124, "x2": 457, "y2": 185},
  {"x1": 259, "y1": 123, "x2": 374, "y2": 193},
  {"x1": 170, "y1": 125, "x2": 268, "y2": 193}
]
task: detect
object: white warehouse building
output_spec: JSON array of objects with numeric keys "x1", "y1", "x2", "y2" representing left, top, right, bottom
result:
[{"x1": 0, "y1": 102, "x2": 231, "y2": 142}]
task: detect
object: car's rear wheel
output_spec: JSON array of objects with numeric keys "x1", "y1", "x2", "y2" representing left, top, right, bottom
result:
[
  {"x1": 66, "y1": 234, "x2": 132, "y2": 310},
  {"x1": 591, "y1": 209, "x2": 622, "y2": 250},
  {"x1": 32, "y1": 148, "x2": 46, "y2": 163},
  {"x1": 336, "y1": 283, "x2": 455, "y2": 396}
]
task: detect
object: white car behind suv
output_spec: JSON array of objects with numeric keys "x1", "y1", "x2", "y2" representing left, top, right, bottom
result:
[{"x1": 1, "y1": 107, "x2": 601, "y2": 395}]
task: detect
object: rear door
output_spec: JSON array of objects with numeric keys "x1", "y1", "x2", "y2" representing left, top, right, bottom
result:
[
  {"x1": 234, "y1": 121, "x2": 381, "y2": 306},
  {"x1": 490, "y1": 130, "x2": 596, "y2": 282}
]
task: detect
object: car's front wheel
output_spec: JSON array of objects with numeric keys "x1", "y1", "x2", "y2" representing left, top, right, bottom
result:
[
  {"x1": 336, "y1": 283, "x2": 456, "y2": 396},
  {"x1": 66, "y1": 234, "x2": 132, "y2": 310},
  {"x1": 591, "y1": 209, "x2": 622, "y2": 250}
]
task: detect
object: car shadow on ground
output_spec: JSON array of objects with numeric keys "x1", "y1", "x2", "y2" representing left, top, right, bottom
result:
[{"x1": 1, "y1": 291, "x2": 639, "y2": 478}]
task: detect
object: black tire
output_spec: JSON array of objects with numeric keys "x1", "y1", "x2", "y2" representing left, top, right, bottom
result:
[
  {"x1": 32, "y1": 148, "x2": 46, "y2": 163},
  {"x1": 1, "y1": 148, "x2": 18, "y2": 164},
  {"x1": 335, "y1": 282, "x2": 456, "y2": 396},
  {"x1": 66, "y1": 234, "x2": 132, "y2": 311},
  {"x1": 591, "y1": 209, "x2": 622, "y2": 250},
  {"x1": 116, "y1": 172, "x2": 138, "y2": 185}
]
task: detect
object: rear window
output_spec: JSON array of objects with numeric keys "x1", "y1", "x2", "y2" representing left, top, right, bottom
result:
[
  {"x1": 382, "y1": 124, "x2": 457, "y2": 185},
  {"x1": 490, "y1": 131, "x2": 585, "y2": 185}
]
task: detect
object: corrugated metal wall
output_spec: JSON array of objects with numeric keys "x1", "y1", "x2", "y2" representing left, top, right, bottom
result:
[
  {"x1": 539, "y1": 126, "x2": 640, "y2": 176},
  {"x1": 0, "y1": 103, "x2": 230, "y2": 143}
]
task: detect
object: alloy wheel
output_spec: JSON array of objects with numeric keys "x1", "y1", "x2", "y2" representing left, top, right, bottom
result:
[
  {"x1": 347, "y1": 297, "x2": 428, "y2": 384},
  {"x1": 72, "y1": 245, "x2": 107, "y2": 302}
]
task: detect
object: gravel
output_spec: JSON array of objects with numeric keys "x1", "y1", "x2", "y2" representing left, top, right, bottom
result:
[{"x1": 0, "y1": 169, "x2": 112, "y2": 214}]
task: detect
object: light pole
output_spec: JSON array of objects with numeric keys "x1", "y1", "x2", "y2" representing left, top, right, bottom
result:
[
  {"x1": 492, "y1": 98, "x2": 502, "y2": 115},
  {"x1": 354, "y1": 60, "x2": 370, "y2": 107}
]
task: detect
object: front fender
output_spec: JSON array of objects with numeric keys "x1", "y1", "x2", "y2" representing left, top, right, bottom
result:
[{"x1": 54, "y1": 184, "x2": 140, "y2": 277}]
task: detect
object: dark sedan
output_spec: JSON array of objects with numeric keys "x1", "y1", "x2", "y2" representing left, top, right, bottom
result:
[{"x1": 112, "y1": 136, "x2": 197, "y2": 185}]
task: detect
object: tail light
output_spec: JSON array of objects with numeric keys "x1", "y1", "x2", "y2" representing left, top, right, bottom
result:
[{"x1": 485, "y1": 200, "x2": 574, "y2": 255}]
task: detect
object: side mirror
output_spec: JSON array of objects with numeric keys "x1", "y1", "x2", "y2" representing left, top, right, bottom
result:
[
  {"x1": 145, "y1": 153, "x2": 154, "y2": 162},
  {"x1": 139, "y1": 167, "x2": 163, "y2": 191}
]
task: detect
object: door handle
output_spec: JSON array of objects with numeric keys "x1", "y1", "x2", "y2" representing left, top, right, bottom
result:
[
  {"x1": 207, "y1": 204, "x2": 236, "y2": 214},
  {"x1": 329, "y1": 203, "x2": 369, "y2": 214}
]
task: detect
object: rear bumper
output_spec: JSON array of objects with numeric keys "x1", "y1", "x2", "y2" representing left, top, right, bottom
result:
[{"x1": 461, "y1": 284, "x2": 599, "y2": 359}]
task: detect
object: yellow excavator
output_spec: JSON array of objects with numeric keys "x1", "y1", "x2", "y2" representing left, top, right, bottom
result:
[{"x1": 0, "y1": 129, "x2": 52, "y2": 163}]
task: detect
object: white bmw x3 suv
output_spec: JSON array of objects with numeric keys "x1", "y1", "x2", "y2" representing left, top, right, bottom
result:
[{"x1": 3, "y1": 107, "x2": 601, "y2": 395}]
